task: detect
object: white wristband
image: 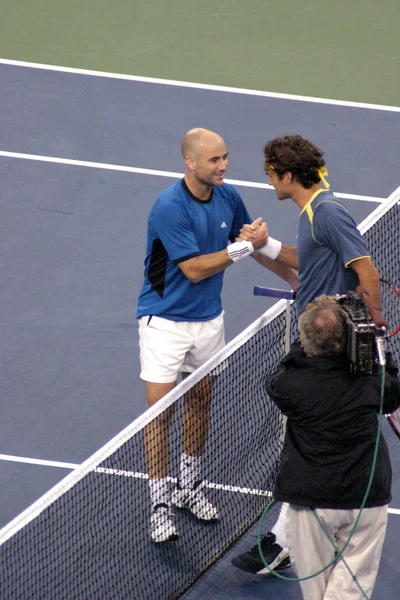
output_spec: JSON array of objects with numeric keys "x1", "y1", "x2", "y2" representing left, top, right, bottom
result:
[
  {"x1": 257, "y1": 237, "x2": 282, "y2": 260},
  {"x1": 227, "y1": 240, "x2": 254, "y2": 262}
]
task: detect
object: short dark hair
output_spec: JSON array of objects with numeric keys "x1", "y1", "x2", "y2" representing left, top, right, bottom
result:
[
  {"x1": 264, "y1": 134, "x2": 326, "y2": 189},
  {"x1": 299, "y1": 296, "x2": 346, "y2": 356}
]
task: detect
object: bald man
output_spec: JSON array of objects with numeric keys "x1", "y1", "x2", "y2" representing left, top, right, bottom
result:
[{"x1": 137, "y1": 128, "x2": 298, "y2": 543}]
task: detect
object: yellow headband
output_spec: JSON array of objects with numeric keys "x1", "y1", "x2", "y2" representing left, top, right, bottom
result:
[
  {"x1": 318, "y1": 166, "x2": 330, "y2": 189},
  {"x1": 266, "y1": 163, "x2": 329, "y2": 189}
]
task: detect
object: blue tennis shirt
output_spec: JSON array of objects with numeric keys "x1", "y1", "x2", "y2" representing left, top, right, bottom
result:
[
  {"x1": 137, "y1": 179, "x2": 251, "y2": 322},
  {"x1": 296, "y1": 190, "x2": 371, "y2": 315}
]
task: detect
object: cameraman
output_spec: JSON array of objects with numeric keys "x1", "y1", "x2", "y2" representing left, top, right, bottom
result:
[{"x1": 266, "y1": 296, "x2": 400, "y2": 600}]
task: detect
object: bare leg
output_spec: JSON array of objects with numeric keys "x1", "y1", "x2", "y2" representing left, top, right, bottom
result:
[
  {"x1": 144, "y1": 381, "x2": 176, "y2": 480},
  {"x1": 145, "y1": 381, "x2": 181, "y2": 542},
  {"x1": 182, "y1": 375, "x2": 213, "y2": 458},
  {"x1": 174, "y1": 374, "x2": 219, "y2": 521}
]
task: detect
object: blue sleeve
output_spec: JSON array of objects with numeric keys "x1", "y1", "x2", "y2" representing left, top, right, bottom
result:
[
  {"x1": 150, "y1": 201, "x2": 200, "y2": 263},
  {"x1": 313, "y1": 201, "x2": 370, "y2": 267},
  {"x1": 227, "y1": 186, "x2": 252, "y2": 242}
]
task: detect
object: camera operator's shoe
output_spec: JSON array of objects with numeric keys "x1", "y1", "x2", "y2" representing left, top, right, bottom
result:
[
  {"x1": 231, "y1": 532, "x2": 291, "y2": 575},
  {"x1": 172, "y1": 481, "x2": 219, "y2": 521},
  {"x1": 150, "y1": 504, "x2": 179, "y2": 543}
]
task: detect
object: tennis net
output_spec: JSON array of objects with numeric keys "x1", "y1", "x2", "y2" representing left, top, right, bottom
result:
[{"x1": 0, "y1": 186, "x2": 399, "y2": 599}]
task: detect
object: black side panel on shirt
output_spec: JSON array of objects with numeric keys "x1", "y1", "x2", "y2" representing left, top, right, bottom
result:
[{"x1": 148, "y1": 238, "x2": 168, "y2": 298}]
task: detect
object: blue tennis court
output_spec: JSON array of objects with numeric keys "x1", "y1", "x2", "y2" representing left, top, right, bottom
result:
[{"x1": 0, "y1": 58, "x2": 399, "y2": 599}]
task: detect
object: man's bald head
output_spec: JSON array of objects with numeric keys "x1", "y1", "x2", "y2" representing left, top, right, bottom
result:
[
  {"x1": 181, "y1": 128, "x2": 228, "y2": 192},
  {"x1": 181, "y1": 128, "x2": 225, "y2": 159}
]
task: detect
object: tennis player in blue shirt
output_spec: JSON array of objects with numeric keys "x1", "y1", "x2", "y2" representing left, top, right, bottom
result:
[
  {"x1": 233, "y1": 134, "x2": 382, "y2": 575},
  {"x1": 137, "y1": 128, "x2": 298, "y2": 543}
]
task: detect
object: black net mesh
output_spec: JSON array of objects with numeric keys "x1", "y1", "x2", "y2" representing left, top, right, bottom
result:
[
  {"x1": 0, "y1": 310, "x2": 289, "y2": 599},
  {"x1": 363, "y1": 198, "x2": 400, "y2": 436},
  {"x1": 0, "y1": 195, "x2": 399, "y2": 599}
]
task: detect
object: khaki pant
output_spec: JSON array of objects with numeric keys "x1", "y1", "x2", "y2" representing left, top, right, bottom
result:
[{"x1": 287, "y1": 504, "x2": 388, "y2": 600}]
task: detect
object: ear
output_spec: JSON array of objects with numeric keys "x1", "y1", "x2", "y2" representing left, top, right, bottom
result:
[
  {"x1": 285, "y1": 171, "x2": 293, "y2": 184},
  {"x1": 184, "y1": 155, "x2": 195, "y2": 171}
]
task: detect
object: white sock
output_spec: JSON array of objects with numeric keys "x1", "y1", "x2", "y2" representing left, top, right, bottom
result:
[
  {"x1": 271, "y1": 502, "x2": 289, "y2": 548},
  {"x1": 179, "y1": 453, "x2": 201, "y2": 489},
  {"x1": 149, "y1": 478, "x2": 170, "y2": 508}
]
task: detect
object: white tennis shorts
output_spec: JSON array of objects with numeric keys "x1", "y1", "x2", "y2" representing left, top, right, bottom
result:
[{"x1": 138, "y1": 312, "x2": 225, "y2": 383}]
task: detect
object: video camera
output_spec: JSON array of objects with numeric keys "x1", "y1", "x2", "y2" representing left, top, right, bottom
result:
[{"x1": 335, "y1": 291, "x2": 386, "y2": 375}]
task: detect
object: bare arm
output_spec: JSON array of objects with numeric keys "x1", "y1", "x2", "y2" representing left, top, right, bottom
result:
[
  {"x1": 275, "y1": 244, "x2": 299, "y2": 270},
  {"x1": 252, "y1": 251, "x2": 298, "y2": 290},
  {"x1": 178, "y1": 249, "x2": 234, "y2": 283},
  {"x1": 179, "y1": 219, "x2": 269, "y2": 283},
  {"x1": 349, "y1": 256, "x2": 381, "y2": 308}
]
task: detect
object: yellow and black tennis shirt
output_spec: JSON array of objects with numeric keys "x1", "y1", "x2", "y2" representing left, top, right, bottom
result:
[{"x1": 295, "y1": 189, "x2": 371, "y2": 316}]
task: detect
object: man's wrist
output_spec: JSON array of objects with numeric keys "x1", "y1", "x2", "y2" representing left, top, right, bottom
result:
[
  {"x1": 227, "y1": 240, "x2": 254, "y2": 262},
  {"x1": 257, "y1": 237, "x2": 282, "y2": 260}
]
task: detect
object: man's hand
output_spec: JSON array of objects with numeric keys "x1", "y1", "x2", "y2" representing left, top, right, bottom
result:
[
  {"x1": 237, "y1": 217, "x2": 268, "y2": 250},
  {"x1": 356, "y1": 285, "x2": 388, "y2": 328}
]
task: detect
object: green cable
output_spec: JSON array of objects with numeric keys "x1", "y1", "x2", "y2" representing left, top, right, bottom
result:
[{"x1": 257, "y1": 365, "x2": 386, "y2": 600}]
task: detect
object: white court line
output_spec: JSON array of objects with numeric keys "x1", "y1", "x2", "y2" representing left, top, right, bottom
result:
[
  {"x1": 0, "y1": 453, "x2": 271, "y2": 497},
  {"x1": 1, "y1": 453, "x2": 399, "y2": 512},
  {"x1": 0, "y1": 454, "x2": 78, "y2": 470},
  {"x1": 1, "y1": 58, "x2": 400, "y2": 113},
  {"x1": 0, "y1": 150, "x2": 386, "y2": 203}
]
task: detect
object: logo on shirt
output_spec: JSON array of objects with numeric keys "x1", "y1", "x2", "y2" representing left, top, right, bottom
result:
[{"x1": 220, "y1": 221, "x2": 227, "y2": 228}]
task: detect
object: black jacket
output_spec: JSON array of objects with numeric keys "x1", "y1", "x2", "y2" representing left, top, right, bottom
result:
[{"x1": 267, "y1": 342, "x2": 400, "y2": 509}]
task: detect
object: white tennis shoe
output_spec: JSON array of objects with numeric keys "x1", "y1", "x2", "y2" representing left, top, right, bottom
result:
[
  {"x1": 172, "y1": 481, "x2": 219, "y2": 521},
  {"x1": 150, "y1": 504, "x2": 179, "y2": 543}
]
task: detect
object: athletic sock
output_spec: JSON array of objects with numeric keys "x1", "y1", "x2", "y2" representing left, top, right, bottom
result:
[
  {"x1": 271, "y1": 502, "x2": 289, "y2": 548},
  {"x1": 179, "y1": 453, "x2": 201, "y2": 489}
]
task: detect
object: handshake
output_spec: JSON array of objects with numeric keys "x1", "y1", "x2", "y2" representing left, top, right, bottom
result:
[{"x1": 236, "y1": 217, "x2": 282, "y2": 260}]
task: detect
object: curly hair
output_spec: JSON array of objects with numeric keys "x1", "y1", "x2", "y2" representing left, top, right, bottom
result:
[
  {"x1": 299, "y1": 295, "x2": 347, "y2": 357},
  {"x1": 264, "y1": 134, "x2": 326, "y2": 189}
]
